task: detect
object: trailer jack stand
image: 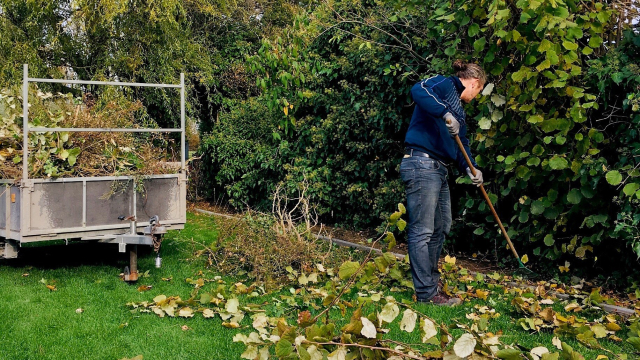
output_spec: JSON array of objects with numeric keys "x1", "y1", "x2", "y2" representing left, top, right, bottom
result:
[{"x1": 122, "y1": 245, "x2": 139, "y2": 282}]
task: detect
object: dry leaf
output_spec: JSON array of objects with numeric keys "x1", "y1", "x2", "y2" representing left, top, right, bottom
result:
[
  {"x1": 400, "y1": 309, "x2": 417, "y2": 333},
  {"x1": 360, "y1": 317, "x2": 377, "y2": 339},
  {"x1": 453, "y1": 333, "x2": 476, "y2": 358},
  {"x1": 222, "y1": 322, "x2": 241, "y2": 328},
  {"x1": 137, "y1": 285, "x2": 152, "y2": 292}
]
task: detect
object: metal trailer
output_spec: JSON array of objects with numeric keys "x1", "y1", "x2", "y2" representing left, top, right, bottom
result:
[{"x1": 0, "y1": 65, "x2": 187, "y2": 281}]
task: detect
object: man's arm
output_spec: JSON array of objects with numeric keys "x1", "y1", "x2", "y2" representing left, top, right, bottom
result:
[{"x1": 411, "y1": 79, "x2": 450, "y2": 118}]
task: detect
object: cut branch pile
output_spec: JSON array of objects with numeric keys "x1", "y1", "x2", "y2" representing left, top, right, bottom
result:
[{"x1": 0, "y1": 87, "x2": 178, "y2": 179}]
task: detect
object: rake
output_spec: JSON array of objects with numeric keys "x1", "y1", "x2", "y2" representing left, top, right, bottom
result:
[{"x1": 449, "y1": 128, "x2": 537, "y2": 278}]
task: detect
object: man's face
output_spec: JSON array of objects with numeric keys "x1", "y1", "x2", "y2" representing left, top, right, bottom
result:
[{"x1": 461, "y1": 79, "x2": 484, "y2": 103}]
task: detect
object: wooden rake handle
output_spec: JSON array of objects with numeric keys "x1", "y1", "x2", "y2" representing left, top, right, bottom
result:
[{"x1": 449, "y1": 127, "x2": 521, "y2": 261}]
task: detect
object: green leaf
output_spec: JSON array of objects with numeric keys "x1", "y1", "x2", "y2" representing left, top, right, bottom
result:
[
  {"x1": 538, "y1": 39, "x2": 552, "y2": 52},
  {"x1": 548, "y1": 156, "x2": 568, "y2": 170},
  {"x1": 588, "y1": 36, "x2": 603, "y2": 48},
  {"x1": 473, "y1": 228, "x2": 485, "y2": 235},
  {"x1": 338, "y1": 261, "x2": 360, "y2": 280},
  {"x1": 623, "y1": 183, "x2": 640, "y2": 196},
  {"x1": 628, "y1": 337, "x2": 640, "y2": 351},
  {"x1": 566, "y1": 27, "x2": 583, "y2": 40},
  {"x1": 531, "y1": 200, "x2": 545, "y2": 215},
  {"x1": 527, "y1": 157, "x2": 541, "y2": 166},
  {"x1": 547, "y1": 50, "x2": 559, "y2": 65},
  {"x1": 562, "y1": 41, "x2": 578, "y2": 51},
  {"x1": 496, "y1": 348, "x2": 522, "y2": 360},
  {"x1": 275, "y1": 339, "x2": 293, "y2": 357},
  {"x1": 397, "y1": 219, "x2": 407, "y2": 231},
  {"x1": 541, "y1": 353, "x2": 559, "y2": 360},
  {"x1": 533, "y1": 145, "x2": 544, "y2": 155},
  {"x1": 68, "y1": 148, "x2": 81, "y2": 166},
  {"x1": 605, "y1": 170, "x2": 622, "y2": 185},
  {"x1": 474, "y1": 37, "x2": 486, "y2": 52},
  {"x1": 544, "y1": 234, "x2": 555, "y2": 246},
  {"x1": 468, "y1": 23, "x2": 480, "y2": 37},
  {"x1": 536, "y1": 59, "x2": 551, "y2": 72},
  {"x1": 528, "y1": 115, "x2": 544, "y2": 124},
  {"x1": 567, "y1": 189, "x2": 582, "y2": 204},
  {"x1": 398, "y1": 203, "x2": 406, "y2": 214}
]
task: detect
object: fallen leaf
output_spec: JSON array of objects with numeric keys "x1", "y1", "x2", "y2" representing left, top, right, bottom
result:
[
  {"x1": 137, "y1": 285, "x2": 152, "y2": 292},
  {"x1": 46, "y1": 285, "x2": 57, "y2": 291},
  {"x1": 400, "y1": 309, "x2": 417, "y2": 333},
  {"x1": 539, "y1": 308, "x2": 555, "y2": 322},
  {"x1": 181, "y1": 325, "x2": 189, "y2": 331},
  {"x1": 444, "y1": 255, "x2": 456, "y2": 264},
  {"x1": 530, "y1": 346, "x2": 549, "y2": 360},
  {"x1": 222, "y1": 322, "x2": 241, "y2": 328},
  {"x1": 475, "y1": 289, "x2": 489, "y2": 300},
  {"x1": 453, "y1": 333, "x2": 476, "y2": 358},
  {"x1": 564, "y1": 303, "x2": 582, "y2": 312},
  {"x1": 421, "y1": 318, "x2": 438, "y2": 342},
  {"x1": 591, "y1": 324, "x2": 607, "y2": 338},
  {"x1": 605, "y1": 323, "x2": 621, "y2": 331},
  {"x1": 202, "y1": 309, "x2": 215, "y2": 318},
  {"x1": 22, "y1": 273, "x2": 29, "y2": 277},
  {"x1": 360, "y1": 317, "x2": 377, "y2": 339},
  {"x1": 552, "y1": 336, "x2": 562, "y2": 350},
  {"x1": 75, "y1": 308, "x2": 84, "y2": 314},
  {"x1": 226, "y1": 298, "x2": 239, "y2": 313},
  {"x1": 118, "y1": 356, "x2": 143, "y2": 360},
  {"x1": 178, "y1": 307, "x2": 194, "y2": 318},
  {"x1": 378, "y1": 303, "x2": 400, "y2": 323}
]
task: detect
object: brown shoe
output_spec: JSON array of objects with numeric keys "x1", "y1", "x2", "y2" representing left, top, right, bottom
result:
[{"x1": 422, "y1": 293, "x2": 462, "y2": 306}]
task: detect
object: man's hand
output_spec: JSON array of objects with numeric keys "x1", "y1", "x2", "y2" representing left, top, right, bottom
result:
[
  {"x1": 466, "y1": 167, "x2": 483, "y2": 187},
  {"x1": 444, "y1": 112, "x2": 460, "y2": 137}
]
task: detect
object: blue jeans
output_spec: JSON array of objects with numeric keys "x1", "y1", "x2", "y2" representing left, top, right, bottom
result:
[{"x1": 400, "y1": 156, "x2": 452, "y2": 301}]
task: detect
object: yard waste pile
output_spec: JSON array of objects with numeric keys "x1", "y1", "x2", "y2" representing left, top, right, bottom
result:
[{"x1": 0, "y1": 86, "x2": 178, "y2": 180}]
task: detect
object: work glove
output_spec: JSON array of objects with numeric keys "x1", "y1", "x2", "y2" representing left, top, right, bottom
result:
[
  {"x1": 444, "y1": 112, "x2": 460, "y2": 137},
  {"x1": 466, "y1": 167, "x2": 483, "y2": 187}
]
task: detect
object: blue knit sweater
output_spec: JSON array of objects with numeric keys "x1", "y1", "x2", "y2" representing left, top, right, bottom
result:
[{"x1": 404, "y1": 75, "x2": 478, "y2": 173}]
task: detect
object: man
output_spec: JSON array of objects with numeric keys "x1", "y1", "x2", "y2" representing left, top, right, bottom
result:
[{"x1": 401, "y1": 60, "x2": 487, "y2": 305}]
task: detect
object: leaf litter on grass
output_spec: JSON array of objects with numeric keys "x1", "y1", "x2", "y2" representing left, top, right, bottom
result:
[{"x1": 126, "y1": 208, "x2": 640, "y2": 359}]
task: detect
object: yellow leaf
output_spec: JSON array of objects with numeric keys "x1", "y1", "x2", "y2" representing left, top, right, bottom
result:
[
  {"x1": 521, "y1": 254, "x2": 529, "y2": 264},
  {"x1": 475, "y1": 289, "x2": 489, "y2": 300},
  {"x1": 222, "y1": 322, "x2": 241, "y2": 328},
  {"x1": 606, "y1": 323, "x2": 621, "y2": 331},
  {"x1": 444, "y1": 255, "x2": 456, "y2": 264},
  {"x1": 283, "y1": 106, "x2": 288, "y2": 116},
  {"x1": 564, "y1": 303, "x2": 582, "y2": 312},
  {"x1": 596, "y1": 356, "x2": 609, "y2": 360}
]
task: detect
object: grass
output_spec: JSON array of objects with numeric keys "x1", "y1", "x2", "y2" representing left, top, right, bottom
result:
[{"x1": 1, "y1": 212, "x2": 638, "y2": 359}]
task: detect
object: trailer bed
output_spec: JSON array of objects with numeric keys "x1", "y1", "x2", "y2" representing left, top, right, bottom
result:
[{"x1": 1, "y1": 174, "x2": 186, "y2": 243}]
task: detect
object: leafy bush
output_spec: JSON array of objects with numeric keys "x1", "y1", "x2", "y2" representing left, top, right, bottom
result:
[{"x1": 198, "y1": 0, "x2": 640, "y2": 278}]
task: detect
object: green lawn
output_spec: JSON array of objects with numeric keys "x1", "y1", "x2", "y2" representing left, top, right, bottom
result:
[{"x1": 0, "y1": 212, "x2": 637, "y2": 359}]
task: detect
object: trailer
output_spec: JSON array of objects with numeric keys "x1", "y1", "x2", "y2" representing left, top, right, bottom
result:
[{"x1": 0, "y1": 65, "x2": 187, "y2": 281}]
